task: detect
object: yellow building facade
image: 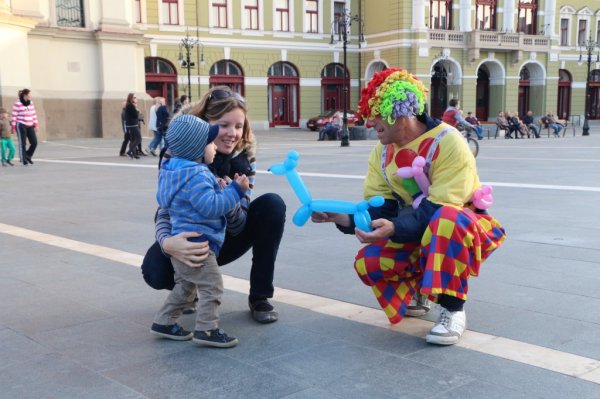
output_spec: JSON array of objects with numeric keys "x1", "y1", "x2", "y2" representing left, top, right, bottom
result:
[{"x1": 1, "y1": 1, "x2": 599, "y2": 138}]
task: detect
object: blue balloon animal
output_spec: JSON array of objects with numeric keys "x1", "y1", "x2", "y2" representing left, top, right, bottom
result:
[{"x1": 269, "y1": 150, "x2": 384, "y2": 232}]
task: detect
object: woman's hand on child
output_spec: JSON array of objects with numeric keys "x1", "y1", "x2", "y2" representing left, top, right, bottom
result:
[{"x1": 163, "y1": 232, "x2": 210, "y2": 268}]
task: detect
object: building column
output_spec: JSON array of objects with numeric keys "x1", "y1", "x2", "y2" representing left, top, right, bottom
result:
[
  {"x1": 459, "y1": 0, "x2": 471, "y2": 32},
  {"x1": 503, "y1": 0, "x2": 515, "y2": 32},
  {"x1": 543, "y1": 0, "x2": 556, "y2": 37},
  {"x1": 96, "y1": 0, "x2": 149, "y2": 138},
  {"x1": 0, "y1": 8, "x2": 37, "y2": 109},
  {"x1": 412, "y1": 0, "x2": 426, "y2": 30}
]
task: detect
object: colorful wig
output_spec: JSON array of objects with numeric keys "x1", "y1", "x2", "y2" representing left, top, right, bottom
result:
[{"x1": 358, "y1": 68, "x2": 428, "y2": 125}]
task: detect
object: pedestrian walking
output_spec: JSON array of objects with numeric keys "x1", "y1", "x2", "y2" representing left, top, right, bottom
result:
[{"x1": 11, "y1": 89, "x2": 38, "y2": 165}]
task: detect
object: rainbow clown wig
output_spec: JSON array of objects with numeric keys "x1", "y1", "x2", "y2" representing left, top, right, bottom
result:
[{"x1": 358, "y1": 68, "x2": 428, "y2": 125}]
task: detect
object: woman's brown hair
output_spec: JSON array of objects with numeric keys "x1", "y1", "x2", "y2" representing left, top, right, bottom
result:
[{"x1": 184, "y1": 86, "x2": 254, "y2": 154}]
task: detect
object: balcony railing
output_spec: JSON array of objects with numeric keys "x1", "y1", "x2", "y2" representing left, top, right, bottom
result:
[{"x1": 427, "y1": 30, "x2": 551, "y2": 52}]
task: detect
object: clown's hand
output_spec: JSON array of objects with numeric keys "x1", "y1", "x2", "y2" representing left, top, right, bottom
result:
[
  {"x1": 310, "y1": 211, "x2": 351, "y2": 227},
  {"x1": 355, "y1": 218, "x2": 394, "y2": 243}
]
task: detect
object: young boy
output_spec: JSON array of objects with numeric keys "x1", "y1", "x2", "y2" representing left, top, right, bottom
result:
[
  {"x1": 151, "y1": 114, "x2": 249, "y2": 348},
  {"x1": 0, "y1": 108, "x2": 15, "y2": 166}
]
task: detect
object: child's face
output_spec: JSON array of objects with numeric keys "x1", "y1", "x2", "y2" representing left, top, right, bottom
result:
[{"x1": 203, "y1": 142, "x2": 217, "y2": 165}]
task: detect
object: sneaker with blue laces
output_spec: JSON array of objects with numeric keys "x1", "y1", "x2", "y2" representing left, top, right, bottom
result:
[
  {"x1": 192, "y1": 328, "x2": 239, "y2": 348},
  {"x1": 150, "y1": 323, "x2": 193, "y2": 341}
]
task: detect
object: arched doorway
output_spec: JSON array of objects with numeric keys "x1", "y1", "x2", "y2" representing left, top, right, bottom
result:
[
  {"x1": 209, "y1": 60, "x2": 245, "y2": 95},
  {"x1": 145, "y1": 57, "x2": 178, "y2": 108},
  {"x1": 430, "y1": 63, "x2": 449, "y2": 119},
  {"x1": 476, "y1": 66, "x2": 490, "y2": 121},
  {"x1": 321, "y1": 63, "x2": 348, "y2": 111},
  {"x1": 589, "y1": 70, "x2": 600, "y2": 119},
  {"x1": 268, "y1": 61, "x2": 300, "y2": 127},
  {"x1": 518, "y1": 67, "x2": 530, "y2": 117},
  {"x1": 557, "y1": 69, "x2": 572, "y2": 120},
  {"x1": 518, "y1": 62, "x2": 546, "y2": 116}
]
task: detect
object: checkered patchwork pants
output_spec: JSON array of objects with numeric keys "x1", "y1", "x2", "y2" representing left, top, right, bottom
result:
[{"x1": 354, "y1": 205, "x2": 506, "y2": 324}]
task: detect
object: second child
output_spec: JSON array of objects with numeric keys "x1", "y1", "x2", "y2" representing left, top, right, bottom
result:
[
  {"x1": 151, "y1": 114, "x2": 249, "y2": 348},
  {"x1": 0, "y1": 108, "x2": 15, "y2": 166}
]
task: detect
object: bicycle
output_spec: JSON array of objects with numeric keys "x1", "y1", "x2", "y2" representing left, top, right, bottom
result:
[{"x1": 456, "y1": 124, "x2": 479, "y2": 158}]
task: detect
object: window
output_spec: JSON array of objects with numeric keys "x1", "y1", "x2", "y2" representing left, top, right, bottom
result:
[
  {"x1": 209, "y1": 60, "x2": 244, "y2": 95},
  {"x1": 212, "y1": 0, "x2": 228, "y2": 28},
  {"x1": 162, "y1": 0, "x2": 179, "y2": 25},
  {"x1": 305, "y1": 0, "x2": 318, "y2": 33},
  {"x1": 244, "y1": 0, "x2": 259, "y2": 30},
  {"x1": 56, "y1": 0, "x2": 85, "y2": 27},
  {"x1": 268, "y1": 61, "x2": 298, "y2": 77},
  {"x1": 134, "y1": 0, "x2": 142, "y2": 23},
  {"x1": 578, "y1": 19, "x2": 587, "y2": 46},
  {"x1": 430, "y1": 1, "x2": 452, "y2": 30},
  {"x1": 275, "y1": 0, "x2": 289, "y2": 31},
  {"x1": 334, "y1": 1, "x2": 345, "y2": 35},
  {"x1": 475, "y1": 0, "x2": 496, "y2": 31},
  {"x1": 560, "y1": 18, "x2": 569, "y2": 46},
  {"x1": 517, "y1": 0, "x2": 537, "y2": 34}
]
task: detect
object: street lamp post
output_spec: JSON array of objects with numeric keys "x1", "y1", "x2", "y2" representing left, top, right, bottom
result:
[
  {"x1": 178, "y1": 32, "x2": 199, "y2": 101},
  {"x1": 330, "y1": 10, "x2": 364, "y2": 147},
  {"x1": 579, "y1": 36, "x2": 600, "y2": 136}
]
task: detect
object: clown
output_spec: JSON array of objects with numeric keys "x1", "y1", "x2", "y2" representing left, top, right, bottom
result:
[{"x1": 311, "y1": 68, "x2": 506, "y2": 345}]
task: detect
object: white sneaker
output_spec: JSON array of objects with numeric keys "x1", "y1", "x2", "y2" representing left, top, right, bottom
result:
[
  {"x1": 425, "y1": 308, "x2": 466, "y2": 345},
  {"x1": 406, "y1": 292, "x2": 431, "y2": 317}
]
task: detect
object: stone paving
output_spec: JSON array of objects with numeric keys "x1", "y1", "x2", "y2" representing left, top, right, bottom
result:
[{"x1": 1, "y1": 127, "x2": 599, "y2": 398}]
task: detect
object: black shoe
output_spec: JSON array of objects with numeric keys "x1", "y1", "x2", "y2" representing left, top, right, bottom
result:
[
  {"x1": 119, "y1": 153, "x2": 126, "y2": 157},
  {"x1": 6, "y1": 160, "x2": 14, "y2": 166},
  {"x1": 150, "y1": 323, "x2": 193, "y2": 341},
  {"x1": 126, "y1": 151, "x2": 134, "y2": 159},
  {"x1": 26, "y1": 156, "x2": 33, "y2": 164},
  {"x1": 249, "y1": 298, "x2": 278, "y2": 324},
  {"x1": 192, "y1": 328, "x2": 239, "y2": 348}
]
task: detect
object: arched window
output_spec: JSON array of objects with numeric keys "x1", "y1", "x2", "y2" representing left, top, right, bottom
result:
[
  {"x1": 557, "y1": 69, "x2": 572, "y2": 119},
  {"x1": 518, "y1": 67, "x2": 531, "y2": 117},
  {"x1": 430, "y1": 1, "x2": 453, "y2": 30},
  {"x1": 320, "y1": 63, "x2": 349, "y2": 111},
  {"x1": 476, "y1": 0, "x2": 496, "y2": 30},
  {"x1": 517, "y1": 0, "x2": 537, "y2": 34},
  {"x1": 144, "y1": 57, "x2": 178, "y2": 109},
  {"x1": 209, "y1": 60, "x2": 245, "y2": 95}
]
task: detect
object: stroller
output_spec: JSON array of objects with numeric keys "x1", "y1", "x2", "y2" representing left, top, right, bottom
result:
[{"x1": 318, "y1": 122, "x2": 341, "y2": 141}]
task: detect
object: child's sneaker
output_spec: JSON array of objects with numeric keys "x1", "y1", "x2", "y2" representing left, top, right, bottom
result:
[
  {"x1": 6, "y1": 160, "x2": 13, "y2": 166},
  {"x1": 150, "y1": 323, "x2": 193, "y2": 340},
  {"x1": 192, "y1": 328, "x2": 239, "y2": 348}
]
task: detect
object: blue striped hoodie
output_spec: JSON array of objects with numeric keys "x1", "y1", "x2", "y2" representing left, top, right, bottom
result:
[{"x1": 156, "y1": 157, "x2": 245, "y2": 256}]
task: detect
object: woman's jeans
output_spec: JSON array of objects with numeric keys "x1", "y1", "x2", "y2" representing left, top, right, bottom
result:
[
  {"x1": 217, "y1": 193, "x2": 286, "y2": 299},
  {"x1": 148, "y1": 130, "x2": 164, "y2": 151}
]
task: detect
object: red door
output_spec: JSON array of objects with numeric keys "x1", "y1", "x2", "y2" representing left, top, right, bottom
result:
[
  {"x1": 323, "y1": 84, "x2": 341, "y2": 111},
  {"x1": 518, "y1": 85, "x2": 529, "y2": 117},
  {"x1": 476, "y1": 69, "x2": 489, "y2": 121},
  {"x1": 271, "y1": 84, "x2": 290, "y2": 126}
]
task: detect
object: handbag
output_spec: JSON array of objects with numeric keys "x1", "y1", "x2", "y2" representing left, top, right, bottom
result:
[{"x1": 140, "y1": 241, "x2": 175, "y2": 290}]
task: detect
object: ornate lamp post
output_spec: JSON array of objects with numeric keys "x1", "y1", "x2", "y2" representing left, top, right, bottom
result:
[
  {"x1": 178, "y1": 32, "x2": 199, "y2": 101},
  {"x1": 330, "y1": 10, "x2": 365, "y2": 147},
  {"x1": 579, "y1": 36, "x2": 600, "y2": 136}
]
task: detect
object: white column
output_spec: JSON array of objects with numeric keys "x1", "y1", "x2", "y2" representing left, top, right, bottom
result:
[
  {"x1": 544, "y1": 0, "x2": 556, "y2": 37},
  {"x1": 412, "y1": 0, "x2": 426, "y2": 30},
  {"x1": 459, "y1": 0, "x2": 471, "y2": 32},
  {"x1": 503, "y1": 0, "x2": 515, "y2": 32}
]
